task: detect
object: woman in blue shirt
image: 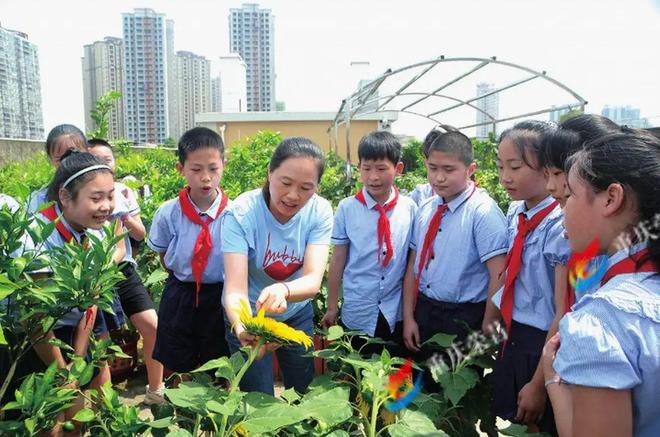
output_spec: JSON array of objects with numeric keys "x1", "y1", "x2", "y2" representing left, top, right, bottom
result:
[{"x1": 222, "y1": 137, "x2": 333, "y2": 395}]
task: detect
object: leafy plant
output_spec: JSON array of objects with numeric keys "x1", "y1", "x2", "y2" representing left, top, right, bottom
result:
[{"x1": 87, "y1": 90, "x2": 122, "y2": 141}]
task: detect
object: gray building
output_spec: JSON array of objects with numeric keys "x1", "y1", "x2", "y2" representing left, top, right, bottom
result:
[
  {"x1": 81, "y1": 37, "x2": 125, "y2": 139},
  {"x1": 229, "y1": 3, "x2": 275, "y2": 112},
  {"x1": 0, "y1": 24, "x2": 43, "y2": 139},
  {"x1": 475, "y1": 82, "x2": 499, "y2": 139},
  {"x1": 171, "y1": 51, "x2": 210, "y2": 139},
  {"x1": 210, "y1": 75, "x2": 222, "y2": 112},
  {"x1": 601, "y1": 105, "x2": 650, "y2": 128},
  {"x1": 122, "y1": 8, "x2": 172, "y2": 144}
]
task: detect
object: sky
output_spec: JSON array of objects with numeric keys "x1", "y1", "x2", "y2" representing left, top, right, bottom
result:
[{"x1": 1, "y1": 0, "x2": 659, "y2": 138}]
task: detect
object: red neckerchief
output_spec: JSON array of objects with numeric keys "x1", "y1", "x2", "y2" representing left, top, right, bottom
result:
[
  {"x1": 40, "y1": 205, "x2": 94, "y2": 327},
  {"x1": 178, "y1": 187, "x2": 228, "y2": 306},
  {"x1": 355, "y1": 188, "x2": 399, "y2": 267},
  {"x1": 500, "y1": 200, "x2": 559, "y2": 337},
  {"x1": 600, "y1": 248, "x2": 656, "y2": 286},
  {"x1": 413, "y1": 183, "x2": 477, "y2": 309},
  {"x1": 40, "y1": 205, "x2": 74, "y2": 243}
]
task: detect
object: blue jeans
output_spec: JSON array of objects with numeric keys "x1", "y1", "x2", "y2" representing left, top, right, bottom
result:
[{"x1": 225, "y1": 302, "x2": 315, "y2": 395}]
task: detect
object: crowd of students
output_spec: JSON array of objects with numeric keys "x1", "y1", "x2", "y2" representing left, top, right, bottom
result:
[{"x1": 1, "y1": 114, "x2": 658, "y2": 436}]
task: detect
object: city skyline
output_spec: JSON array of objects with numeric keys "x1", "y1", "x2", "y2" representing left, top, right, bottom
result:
[{"x1": 1, "y1": 0, "x2": 659, "y2": 139}]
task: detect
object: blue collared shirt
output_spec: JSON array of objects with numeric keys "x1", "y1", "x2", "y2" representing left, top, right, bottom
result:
[
  {"x1": 27, "y1": 187, "x2": 48, "y2": 214},
  {"x1": 147, "y1": 190, "x2": 229, "y2": 284},
  {"x1": 331, "y1": 188, "x2": 417, "y2": 336},
  {"x1": 221, "y1": 189, "x2": 333, "y2": 322},
  {"x1": 554, "y1": 243, "x2": 660, "y2": 437},
  {"x1": 410, "y1": 182, "x2": 508, "y2": 303},
  {"x1": 492, "y1": 196, "x2": 570, "y2": 330},
  {"x1": 409, "y1": 183, "x2": 434, "y2": 206}
]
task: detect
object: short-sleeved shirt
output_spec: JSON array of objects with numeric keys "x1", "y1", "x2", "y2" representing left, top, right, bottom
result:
[
  {"x1": 409, "y1": 183, "x2": 434, "y2": 206},
  {"x1": 221, "y1": 189, "x2": 333, "y2": 322},
  {"x1": 27, "y1": 187, "x2": 48, "y2": 214},
  {"x1": 554, "y1": 244, "x2": 660, "y2": 437},
  {"x1": 112, "y1": 182, "x2": 141, "y2": 265},
  {"x1": 331, "y1": 188, "x2": 417, "y2": 335},
  {"x1": 147, "y1": 190, "x2": 229, "y2": 284},
  {"x1": 492, "y1": 196, "x2": 571, "y2": 331},
  {"x1": 36, "y1": 205, "x2": 105, "y2": 328},
  {"x1": 410, "y1": 182, "x2": 508, "y2": 303}
]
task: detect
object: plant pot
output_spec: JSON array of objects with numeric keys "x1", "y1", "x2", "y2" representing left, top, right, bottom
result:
[{"x1": 109, "y1": 329, "x2": 140, "y2": 380}]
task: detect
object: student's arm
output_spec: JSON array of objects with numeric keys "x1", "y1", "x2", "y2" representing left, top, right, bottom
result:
[
  {"x1": 482, "y1": 254, "x2": 506, "y2": 333},
  {"x1": 111, "y1": 219, "x2": 127, "y2": 264},
  {"x1": 516, "y1": 264, "x2": 568, "y2": 425},
  {"x1": 571, "y1": 386, "x2": 632, "y2": 437},
  {"x1": 72, "y1": 307, "x2": 95, "y2": 356},
  {"x1": 321, "y1": 245, "x2": 348, "y2": 329},
  {"x1": 122, "y1": 213, "x2": 146, "y2": 241},
  {"x1": 542, "y1": 333, "x2": 573, "y2": 437},
  {"x1": 402, "y1": 249, "x2": 420, "y2": 352},
  {"x1": 256, "y1": 243, "x2": 330, "y2": 314},
  {"x1": 31, "y1": 329, "x2": 67, "y2": 369}
]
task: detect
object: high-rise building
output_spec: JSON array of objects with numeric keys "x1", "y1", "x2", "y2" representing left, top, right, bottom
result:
[
  {"x1": 229, "y1": 3, "x2": 275, "y2": 112},
  {"x1": 0, "y1": 24, "x2": 43, "y2": 139},
  {"x1": 122, "y1": 8, "x2": 172, "y2": 144},
  {"x1": 217, "y1": 54, "x2": 247, "y2": 113},
  {"x1": 602, "y1": 105, "x2": 650, "y2": 128},
  {"x1": 210, "y1": 75, "x2": 222, "y2": 112},
  {"x1": 171, "y1": 51, "x2": 210, "y2": 139},
  {"x1": 475, "y1": 82, "x2": 499, "y2": 139},
  {"x1": 81, "y1": 37, "x2": 125, "y2": 139}
]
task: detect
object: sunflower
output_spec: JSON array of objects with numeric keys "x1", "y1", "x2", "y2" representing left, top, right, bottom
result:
[{"x1": 234, "y1": 300, "x2": 313, "y2": 349}]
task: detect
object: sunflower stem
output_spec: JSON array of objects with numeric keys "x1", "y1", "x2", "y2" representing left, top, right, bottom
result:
[{"x1": 219, "y1": 337, "x2": 267, "y2": 437}]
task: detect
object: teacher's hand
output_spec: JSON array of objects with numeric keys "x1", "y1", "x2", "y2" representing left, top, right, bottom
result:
[{"x1": 256, "y1": 283, "x2": 289, "y2": 314}]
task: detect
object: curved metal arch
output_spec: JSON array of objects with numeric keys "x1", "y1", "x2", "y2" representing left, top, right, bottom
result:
[
  {"x1": 330, "y1": 55, "x2": 588, "y2": 165},
  {"x1": 351, "y1": 91, "x2": 499, "y2": 124}
]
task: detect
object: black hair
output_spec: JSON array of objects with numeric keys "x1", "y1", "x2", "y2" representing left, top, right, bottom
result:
[
  {"x1": 47, "y1": 150, "x2": 113, "y2": 205},
  {"x1": 262, "y1": 137, "x2": 325, "y2": 205},
  {"x1": 566, "y1": 131, "x2": 660, "y2": 269},
  {"x1": 357, "y1": 131, "x2": 402, "y2": 165},
  {"x1": 539, "y1": 114, "x2": 620, "y2": 169},
  {"x1": 177, "y1": 127, "x2": 224, "y2": 164},
  {"x1": 422, "y1": 124, "x2": 473, "y2": 165},
  {"x1": 45, "y1": 124, "x2": 87, "y2": 157},
  {"x1": 87, "y1": 138, "x2": 113, "y2": 152},
  {"x1": 498, "y1": 120, "x2": 556, "y2": 169}
]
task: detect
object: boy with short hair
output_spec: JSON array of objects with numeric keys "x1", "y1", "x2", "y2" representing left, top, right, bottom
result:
[
  {"x1": 321, "y1": 131, "x2": 417, "y2": 356},
  {"x1": 402, "y1": 126, "x2": 508, "y2": 360},
  {"x1": 148, "y1": 127, "x2": 230, "y2": 373}
]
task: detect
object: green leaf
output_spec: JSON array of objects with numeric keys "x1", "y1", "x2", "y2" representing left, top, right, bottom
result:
[
  {"x1": 78, "y1": 363, "x2": 96, "y2": 387},
  {"x1": 165, "y1": 428, "x2": 193, "y2": 437},
  {"x1": 388, "y1": 409, "x2": 448, "y2": 437},
  {"x1": 0, "y1": 325, "x2": 5, "y2": 345},
  {"x1": 0, "y1": 274, "x2": 18, "y2": 300},
  {"x1": 326, "y1": 325, "x2": 344, "y2": 341},
  {"x1": 436, "y1": 367, "x2": 479, "y2": 406},
  {"x1": 280, "y1": 387, "x2": 301, "y2": 404},
  {"x1": 422, "y1": 332, "x2": 456, "y2": 349},
  {"x1": 297, "y1": 386, "x2": 351, "y2": 428},
  {"x1": 144, "y1": 268, "x2": 169, "y2": 287},
  {"x1": 241, "y1": 402, "x2": 305, "y2": 434},
  {"x1": 205, "y1": 391, "x2": 244, "y2": 415},
  {"x1": 164, "y1": 382, "x2": 219, "y2": 413},
  {"x1": 72, "y1": 407, "x2": 95, "y2": 423},
  {"x1": 499, "y1": 423, "x2": 547, "y2": 436},
  {"x1": 192, "y1": 356, "x2": 235, "y2": 381},
  {"x1": 147, "y1": 417, "x2": 173, "y2": 429}
]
